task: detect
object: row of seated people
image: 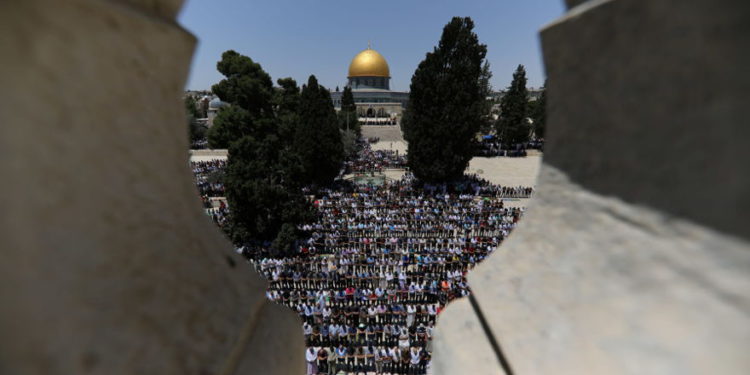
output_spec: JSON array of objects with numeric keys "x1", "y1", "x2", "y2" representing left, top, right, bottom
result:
[
  {"x1": 186, "y1": 143, "x2": 535, "y2": 374},
  {"x1": 244, "y1": 171, "x2": 528, "y2": 374},
  {"x1": 474, "y1": 139, "x2": 544, "y2": 157},
  {"x1": 306, "y1": 342, "x2": 431, "y2": 375},
  {"x1": 191, "y1": 160, "x2": 226, "y2": 198},
  {"x1": 345, "y1": 142, "x2": 407, "y2": 174}
]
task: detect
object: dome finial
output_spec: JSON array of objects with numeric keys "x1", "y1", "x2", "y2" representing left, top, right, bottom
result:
[{"x1": 368, "y1": 40, "x2": 371, "y2": 49}]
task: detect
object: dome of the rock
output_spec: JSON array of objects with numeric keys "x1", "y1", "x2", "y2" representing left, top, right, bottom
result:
[{"x1": 348, "y1": 48, "x2": 390, "y2": 78}]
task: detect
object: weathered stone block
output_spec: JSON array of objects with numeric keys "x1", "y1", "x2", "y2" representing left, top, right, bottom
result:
[
  {"x1": 542, "y1": 0, "x2": 750, "y2": 241},
  {"x1": 433, "y1": 0, "x2": 750, "y2": 374},
  {"x1": 0, "y1": 0, "x2": 303, "y2": 374}
]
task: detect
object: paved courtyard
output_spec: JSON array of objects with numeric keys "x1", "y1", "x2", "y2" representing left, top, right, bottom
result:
[
  {"x1": 190, "y1": 126, "x2": 542, "y2": 200},
  {"x1": 362, "y1": 125, "x2": 541, "y2": 184}
]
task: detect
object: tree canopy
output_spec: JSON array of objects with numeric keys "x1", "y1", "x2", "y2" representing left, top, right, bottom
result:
[
  {"x1": 293, "y1": 75, "x2": 344, "y2": 187},
  {"x1": 274, "y1": 77, "x2": 302, "y2": 141},
  {"x1": 338, "y1": 86, "x2": 360, "y2": 134},
  {"x1": 496, "y1": 65, "x2": 531, "y2": 145},
  {"x1": 530, "y1": 81, "x2": 547, "y2": 139},
  {"x1": 402, "y1": 17, "x2": 488, "y2": 182},
  {"x1": 207, "y1": 106, "x2": 251, "y2": 148},
  {"x1": 208, "y1": 51, "x2": 314, "y2": 257},
  {"x1": 224, "y1": 135, "x2": 312, "y2": 255},
  {"x1": 184, "y1": 96, "x2": 206, "y2": 145},
  {"x1": 212, "y1": 50, "x2": 274, "y2": 117}
]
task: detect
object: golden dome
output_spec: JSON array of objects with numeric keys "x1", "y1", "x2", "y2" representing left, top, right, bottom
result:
[{"x1": 348, "y1": 48, "x2": 390, "y2": 78}]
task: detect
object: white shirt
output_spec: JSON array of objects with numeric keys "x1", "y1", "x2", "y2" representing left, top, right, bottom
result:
[
  {"x1": 410, "y1": 349, "x2": 421, "y2": 365},
  {"x1": 306, "y1": 348, "x2": 317, "y2": 362},
  {"x1": 389, "y1": 348, "x2": 400, "y2": 361}
]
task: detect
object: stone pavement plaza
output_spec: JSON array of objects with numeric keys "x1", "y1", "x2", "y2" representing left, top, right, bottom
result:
[
  {"x1": 190, "y1": 126, "x2": 542, "y2": 192},
  {"x1": 362, "y1": 125, "x2": 541, "y2": 208},
  {"x1": 189, "y1": 127, "x2": 541, "y2": 210}
]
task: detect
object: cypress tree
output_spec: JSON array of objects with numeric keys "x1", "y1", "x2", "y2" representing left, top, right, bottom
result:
[
  {"x1": 294, "y1": 75, "x2": 344, "y2": 187},
  {"x1": 338, "y1": 86, "x2": 359, "y2": 134},
  {"x1": 496, "y1": 65, "x2": 531, "y2": 146},
  {"x1": 185, "y1": 96, "x2": 206, "y2": 145},
  {"x1": 274, "y1": 77, "x2": 302, "y2": 141},
  {"x1": 209, "y1": 51, "x2": 312, "y2": 255},
  {"x1": 224, "y1": 135, "x2": 311, "y2": 253},
  {"x1": 531, "y1": 81, "x2": 547, "y2": 139},
  {"x1": 402, "y1": 17, "x2": 488, "y2": 182}
]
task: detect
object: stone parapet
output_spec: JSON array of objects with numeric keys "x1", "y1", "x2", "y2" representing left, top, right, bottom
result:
[
  {"x1": 0, "y1": 1, "x2": 302, "y2": 374},
  {"x1": 432, "y1": 0, "x2": 750, "y2": 374}
]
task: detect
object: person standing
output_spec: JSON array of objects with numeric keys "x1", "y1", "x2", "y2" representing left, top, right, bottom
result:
[
  {"x1": 306, "y1": 347, "x2": 318, "y2": 375},
  {"x1": 374, "y1": 345, "x2": 385, "y2": 374},
  {"x1": 409, "y1": 346, "x2": 421, "y2": 375},
  {"x1": 406, "y1": 304, "x2": 417, "y2": 327},
  {"x1": 327, "y1": 345, "x2": 338, "y2": 375},
  {"x1": 335, "y1": 344, "x2": 347, "y2": 373},
  {"x1": 317, "y1": 347, "x2": 329, "y2": 375}
]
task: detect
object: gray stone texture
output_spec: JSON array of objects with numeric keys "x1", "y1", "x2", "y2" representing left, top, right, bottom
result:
[
  {"x1": 0, "y1": 0, "x2": 303, "y2": 374},
  {"x1": 434, "y1": 166, "x2": 750, "y2": 374},
  {"x1": 543, "y1": 0, "x2": 750, "y2": 241},
  {"x1": 432, "y1": 0, "x2": 750, "y2": 374}
]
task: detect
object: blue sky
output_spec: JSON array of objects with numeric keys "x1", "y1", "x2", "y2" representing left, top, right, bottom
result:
[{"x1": 178, "y1": 0, "x2": 564, "y2": 92}]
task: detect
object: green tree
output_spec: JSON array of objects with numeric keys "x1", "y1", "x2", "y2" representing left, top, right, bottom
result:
[
  {"x1": 185, "y1": 96, "x2": 207, "y2": 145},
  {"x1": 185, "y1": 95, "x2": 199, "y2": 118},
  {"x1": 212, "y1": 50, "x2": 274, "y2": 118},
  {"x1": 338, "y1": 86, "x2": 360, "y2": 134},
  {"x1": 341, "y1": 129, "x2": 359, "y2": 158},
  {"x1": 206, "y1": 51, "x2": 277, "y2": 149},
  {"x1": 274, "y1": 77, "x2": 302, "y2": 141},
  {"x1": 478, "y1": 61, "x2": 494, "y2": 134},
  {"x1": 294, "y1": 75, "x2": 344, "y2": 187},
  {"x1": 275, "y1": 77, "x2": 301, "y2": 115},
  {"x1": 210, "y1": 51, "x2": 312, "y2": 256},
  {"x1": 496, "y1": 65, "x2": 531, "y2": 145},
  {"x1": 207, "y1": 106, "x2": 251, "y2": 148},
  {"x1": 530, "y1": 81, "x2": 547, "y2": 139},
  {"x1": 270, "y1": 223, "x2": 300, "y2": 258},
  {"x1": 402, "y1": 17, "x2": 488, "y2": 182},
  {"x1": 224, "y1": 135, "x2": 312, "y2": 248}
]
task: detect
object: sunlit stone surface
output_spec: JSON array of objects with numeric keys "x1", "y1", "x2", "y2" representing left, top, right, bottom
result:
[
  {"x1": 432, "y1": 0, "x2": 750, "y2": 374},
  {"x1": 0, "y1": 1, "x2": 303, "y2": 374}
]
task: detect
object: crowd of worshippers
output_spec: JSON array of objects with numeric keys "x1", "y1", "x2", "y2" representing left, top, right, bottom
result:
[
  {"x1": 474, "y1": 138, "x2": 545, "y2": 157},
  {"x1": 244, "y1": 173, "x2": 529, "y2": 375},
  {"x1": 360, "y1": 118, "x2": 398, "y2": 126},
  {"x1": 190, "y1": 145, "x2": 533, "y2": 374},
  {"x1": 192, "y1": 160, "x2": 230, "y2": 227},
  {"x1": 191, "y1": 138, "x2": 209, "y2": 150},
  {"x1": 345, "y1": 142, "x2": 407, "y2": 174},
  {"x1": 192, "y1": 160, "x2": 226, "y2": 198}
]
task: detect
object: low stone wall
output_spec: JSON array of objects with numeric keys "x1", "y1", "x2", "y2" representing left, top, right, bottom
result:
[{"x1": 190, "y1": 149, "x2": 229, "y2": 161}]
